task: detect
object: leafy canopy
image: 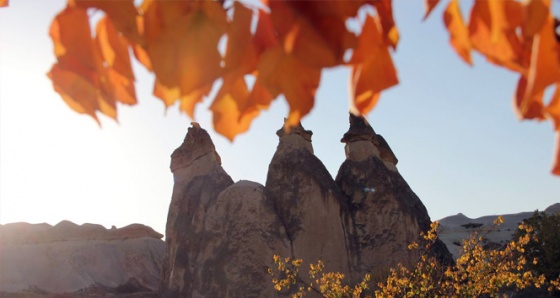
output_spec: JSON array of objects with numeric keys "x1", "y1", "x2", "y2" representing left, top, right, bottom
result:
[{"x1": 1, "y1": 0, "x2": 559, "y2": 174}]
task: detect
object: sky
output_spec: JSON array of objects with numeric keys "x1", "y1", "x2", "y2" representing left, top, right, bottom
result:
[{"x1": 1, "y1": 1, "x2": 558, "y2": 236}]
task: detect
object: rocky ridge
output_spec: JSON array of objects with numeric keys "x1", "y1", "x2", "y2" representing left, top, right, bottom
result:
[{"x1": 0, "y1": 222, "x2": 164, "y2": 297}]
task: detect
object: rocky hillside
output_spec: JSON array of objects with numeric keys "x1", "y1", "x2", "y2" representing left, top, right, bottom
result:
[
  {"x1": 437, "y1": 203, "x2": 560, "y2": 259},
  {"x1": 0, "y1": 221, "x2": 165, "y2": 297},
  {"x1": 160, "y1": 115, "x2": 453, "y2": 297}
]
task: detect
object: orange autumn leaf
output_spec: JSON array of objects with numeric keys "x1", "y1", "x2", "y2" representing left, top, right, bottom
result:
[
  {"x1": 423, "y1": 0, "x2": 440, "y2": 20},
  {"x1": 268, "y1": 0, "x2": 339, "y2": 68},
  {"x1": 522, "y1": 0, "x2": 550, "y2": 38},
  {"x1": 253, "y1": 10, "x2": 278, "y2": 56},
  {"x1": 95, "y1": 16, "x2": 136, "y2": 105},
  {"x1": 349, "y1": 14, "x2": 398, "y2": 115},
  {"x1": 153, "y1": 79, "x2": 180, "y2": 108},
  {"x1": 257, "y1": 46, "x2": 321, "y2": 128},
  {"x1": 284, "y1": 0, "x2": 360, "y2": 62},
  {"x1": 548, "y1": 86, "x2": 560, "y2": 131},
  {"x1": 48, "y1": 5, "x2": 100, "y2": 120},
  {"x1": 372, "y1": 0, "x2": 400, "y2": 49},
  {"x1": 224, "y1": 2, "x2": 257, "y2": 76},
  {"x1": 515, "y1": 15, "x2": 559, "y2": 120},
  {"x1": 468, "y1": 0, "x2": 524, "y2": 71},
  {"x1": 0, "y1": 0, "x2": 8, "y2": 7},
  {"x1": 444, "y1": 0, "x2": 472, "y2": 65},
  {"x1": 210, "y1": 76, "x2": 260, "y2": 141},
  {"x1": 553, "y1": 132, "x2": 560, "y2": 175},
  {"x1": 179, "y1": 84, "x2": 212, "y2": 119},
  {"x1": 48, "y1": 64, "x2": 99, "y2": 122},
  {"x1": 70, "y1": 0, "x2": 141, "y2": 45},
  {"x1": 143, "y1": 1, "x2": 226, "y2": 97}
]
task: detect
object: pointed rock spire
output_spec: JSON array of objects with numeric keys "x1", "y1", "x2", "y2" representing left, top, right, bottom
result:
[
  {"x1": 170, "y1": 122, "x2": 221, "y2": 172},
  {"x1": 341, "y1": 113, "x2": 376, "y2": 143},
  {"x1": 275, "y1": 119, "x2": 314, "y2": 154}
]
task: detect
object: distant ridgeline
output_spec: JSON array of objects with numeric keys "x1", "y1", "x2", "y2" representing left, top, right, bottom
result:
[{"x1": 160, "y1": 114, "x2": 453, "y2": 297}]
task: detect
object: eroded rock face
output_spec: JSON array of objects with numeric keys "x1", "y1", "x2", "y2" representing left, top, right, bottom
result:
[
  {"x1": 0, "y1": 222, "x2": 164, "y2": 296},
  {"x1": 265, "y1": 122, "x2": 351, "y2": 275},
  {"x1": 160, "y1": 124, "x2": 234, "y2": 297},
  {"x1": 336, "y1": 115, "x2": 453, "y2": 281},
  {"x1": 162, "y1": 119, "x2": 452, "y2": 297}
]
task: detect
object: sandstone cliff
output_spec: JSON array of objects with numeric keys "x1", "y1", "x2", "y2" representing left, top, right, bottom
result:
[
  {"x1": 0, "y1": 222, "x2": 164, "y2": 296},
  {"x1": 161, "y1": 117, "x2": 452, "y2": 297}
]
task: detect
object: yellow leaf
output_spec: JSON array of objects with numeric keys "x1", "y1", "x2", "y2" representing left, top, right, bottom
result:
[
  {"x1": 349, "y1": 15, "x2": 398, "y2": 115},
  {"x1": 257, "y1": 46, "x2": 321, "y2": 127},
  {"x1": 423, "y1": 0, "x2": 440, "y2": 20},
  {"x1": 210, "y1": 75, "x2": 259, "y2": 141},
  {"x1": 444, "y1": 0, "x2": 472, "y2": 65}
]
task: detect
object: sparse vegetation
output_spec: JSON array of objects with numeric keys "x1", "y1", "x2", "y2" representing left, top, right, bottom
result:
[{"x1": 270, "y1": 217, "x2": 560, "y2": 297}]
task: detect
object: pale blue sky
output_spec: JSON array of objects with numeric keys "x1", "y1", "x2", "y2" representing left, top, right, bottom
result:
[{"x1": 1, "y1": 1, "x2": 558, "y2": 235}]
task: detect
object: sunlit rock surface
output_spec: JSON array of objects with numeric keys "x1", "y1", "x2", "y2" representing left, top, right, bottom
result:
[{"x1": 0, "y1": 222, "x2": 164, "y2": 297}]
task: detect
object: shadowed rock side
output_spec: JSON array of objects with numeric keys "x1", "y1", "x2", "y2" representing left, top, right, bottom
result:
[
  {"x1": 336, "y1": 114, "x2": 453, "y2": 281},
  {"x1": 161, "y1": 124, "x2": 289, "y2": 297},
  {"x1": 160, "y1": 123, "x2": 234, "y2": 297},
  {"x1": 265, "y1": 122, "x2": 352, "y2": 276},
  {"x1": 161, "y1": 120, "x2": 453, "y2": 297}
]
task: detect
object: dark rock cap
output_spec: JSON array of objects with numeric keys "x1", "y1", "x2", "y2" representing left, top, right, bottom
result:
[
  {"x1": 341, "y1": 113, "x2": 376, "y2": 143},
  {"x1": 276, "y1": 119, "x2": 313, "y2": 142}
]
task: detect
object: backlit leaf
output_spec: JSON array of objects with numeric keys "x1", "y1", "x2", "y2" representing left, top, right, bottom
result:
[
  {"x1": 257, "y1": 46, "x2": 321, "y2": 128},
  {"x1": 269, "y1": 0, "x2": 343, "y2": 67},
  {"x1": 515, "y1": 15, "x2": 558, "y2": 120},
  {"x1": 47, "y1": 64, "x2": 99, "y2": 122},
  {"x1": 444, "y1": 0, "x2": 472, "y2": 65},
  {"x1": 70, "y1": 0, "x2": 141, "y2": 44},
  {"x1": 373, "y1": 0, "x2": 399, "y2": 49},
  {"x1": 553, "y1": 132, "x2": 560, "y2": 175},
  {"x1": 211, "y1": 75, "x2": 260, "y2": 141},
  {"x1": 469, "y1": 0, "x2": 523, "y2": 71},
  {"x1": 522, "y1": 0, "x2": 550, "y2": 37},
  {"x1": 423, "y1": 0, "x2": 440, "y2": 20},
  {"x1": 349, "y1": 15, "x2": 398, "y2": 115},
  {"x1": 95, "y1": 17, "x2": 136, "y2": 105},
  {"x1": 143, "y1": 1, "x2": 226, "y2": 98}
]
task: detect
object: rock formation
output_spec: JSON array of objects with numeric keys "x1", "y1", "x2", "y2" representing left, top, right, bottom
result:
[
  {"x1": 160, "y1": 116, "x2": 452, "y2": 297},
  {"x1": 160, "y1": 124, "x2": 289, "y2": 297},
  {"x1": 336, "y1": 115, "x2": 453, "y2": 281},
  {"x1": 0, "y1": 221, "x2": 164, "y2": 296}
]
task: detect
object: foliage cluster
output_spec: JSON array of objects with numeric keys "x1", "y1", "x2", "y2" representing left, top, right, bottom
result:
[
  {"x1": 269, "y1": 217, "x2": 560, "y2": 297},
  {"x1": 515, "y1": 211, "x2": 560, "y2": 282},
  {"x1": 1, "y1": 0, "x2": 559, "y2": 174}
]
